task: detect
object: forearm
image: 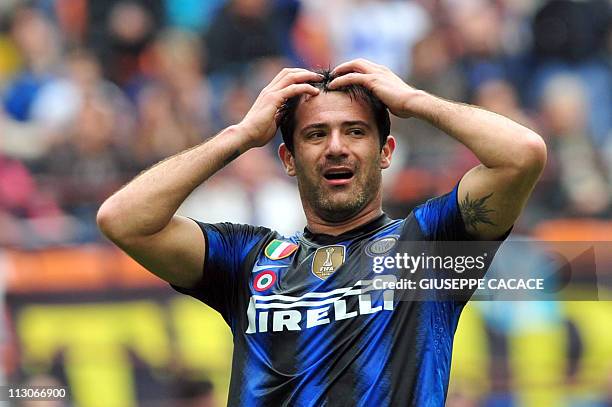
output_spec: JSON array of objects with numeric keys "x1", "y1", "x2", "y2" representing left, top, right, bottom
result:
[
  {"x1": 408, "y1": 91, "x2": 545, "y2": 172},
  {"x1": 97, "y1": 125, "x2": 250, "y2": 240}
]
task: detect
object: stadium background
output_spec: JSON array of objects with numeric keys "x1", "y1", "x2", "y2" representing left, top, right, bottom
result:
[{"x1": 0, "y1": 0, "x2": 611, "y2": 406}]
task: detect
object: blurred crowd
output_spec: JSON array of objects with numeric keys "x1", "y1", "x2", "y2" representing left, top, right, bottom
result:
[{"x1": 0, "y1": 0, "x2": 610, "y2": 247}]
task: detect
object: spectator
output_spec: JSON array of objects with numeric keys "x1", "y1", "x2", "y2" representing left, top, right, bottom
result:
[
  {"x1": 0, "y1": 149, "x2": 75, "y2": 247},
  {"x1": 2, "y1": 6, "x2": 62, "y2": 122},
  {"x1": 132, "y1": 29, "x2": 213, "y2": 166},
  {"x1": 29, "y1": 49, "x2": 105, "y2": 134},
  {"x1": 446, "y1": 0, "x2": 523, "y2": 98},
  {"x1": 134, "y1": 84, "x2": 200, "y2": 167},
  {"x1": 533, "y1": 0, "x2": 610, "y2": 62},
  {"x1": 324, "y1": 0, "x2": 430, "y2": 78},
  {"x1": 36, "y1": 88, "x2": 137, "y2": 240},
  {"x1": 539, "y1": 74, "x2": 610, "y2": 217},
  {"x1": 474, "y1": 78, "x2": 535, "y2": 132},
  {"x1": 87, "y1": 0, "x2": 163, "y2": 86},
  {"x1": 204, "y1": 0, "x2": 284, "y2": 76},
  {"x1": 530, "y1": 0, "x2": 612, "y2": 146},
  {"x1": 0, "y1": 18, "x2": 21, "y2": 84}
]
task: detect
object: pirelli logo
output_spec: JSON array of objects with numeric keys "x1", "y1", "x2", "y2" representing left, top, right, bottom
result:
[{"x1": 245, "y1": 280, "x2": 394, "y2": 334}]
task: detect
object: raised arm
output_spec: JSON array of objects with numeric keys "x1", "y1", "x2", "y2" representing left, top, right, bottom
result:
[
  {"x1": 403, "y1": 92, "x2": 546, "y2": 239},
  {"x1": 97, "y1": 69, "x2": 322, "y2": 287},
  {"x1": 330, "y1": 59, "x2": 546, "y2": 240}
]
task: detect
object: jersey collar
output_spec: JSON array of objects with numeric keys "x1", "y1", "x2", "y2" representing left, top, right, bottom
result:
[{"x1": 302, "y1": 213, "x2": 394, "y2": 245}]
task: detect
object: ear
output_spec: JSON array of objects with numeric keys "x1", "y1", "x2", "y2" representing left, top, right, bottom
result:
[
  {"x1": 380, "y1": 135, "x2": 396, "y2": 169},
  {"x1": 278, "y1": 143, "x2": 296, "y2": 176}
]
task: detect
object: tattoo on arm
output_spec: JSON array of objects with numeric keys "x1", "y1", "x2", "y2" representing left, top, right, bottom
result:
[
  {"x1": 223, "y1": 149, "x2": 240, "y2": 167},
  {"x1": 459, "y1": 192, "x2": 496, "y2": 231}
]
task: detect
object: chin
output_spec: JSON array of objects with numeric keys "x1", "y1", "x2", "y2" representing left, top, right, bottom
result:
[
  {"x1": 318, "y1": 208, "x2": 359, "y2": 223},
  {"x1": 316, "y1": 196, "x2": 368, "y2": 223}
]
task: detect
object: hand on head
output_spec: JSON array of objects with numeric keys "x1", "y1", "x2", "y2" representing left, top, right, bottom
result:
[
  {"x1": 329, "y1": 58, "x2": 418, "y2": 118},
  {"x1": 238, "y1": 68, "x2": 323, "y2": 149},
  {"x1": 239, "y1": 59, "x2": 417, "y2": 151}
]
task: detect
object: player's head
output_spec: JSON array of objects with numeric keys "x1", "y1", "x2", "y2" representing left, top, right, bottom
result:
[
  {"x1": 278, "y1": 70, "x2": 390, "y2": 153},
  {"x1": 277, "y1": 69, "x2": 395, "y2": 223}
]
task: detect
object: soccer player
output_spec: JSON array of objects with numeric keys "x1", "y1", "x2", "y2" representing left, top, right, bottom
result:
[{"x1": 97, "y1": 59, "x2": 546, "y2": 406}]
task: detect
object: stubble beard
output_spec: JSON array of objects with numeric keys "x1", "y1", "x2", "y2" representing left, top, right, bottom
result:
[{"x1": 295, "y1": 160, "x2": 382, "y2": 223}]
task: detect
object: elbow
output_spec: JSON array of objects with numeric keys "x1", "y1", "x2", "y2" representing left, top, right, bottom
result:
[
  {"x1": 516, "y1": 131, "x2": 547, "y2": 177},
  {"x1": 96, "y1": 199, "x2": 124, "y2": 243}
]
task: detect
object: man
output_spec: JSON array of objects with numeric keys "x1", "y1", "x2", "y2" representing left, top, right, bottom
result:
[{"x1": 97, "y1": 59, "x2": 546, "y2": 406}]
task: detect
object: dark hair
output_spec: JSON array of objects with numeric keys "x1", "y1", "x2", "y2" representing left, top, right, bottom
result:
[{"x1": 277, "y1": 69, "x2": 391, "y2": 153}]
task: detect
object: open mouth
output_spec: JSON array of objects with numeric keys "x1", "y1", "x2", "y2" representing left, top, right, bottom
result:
[{"x1": 323, "y1": 168, "x2": 354, "y2": 184}]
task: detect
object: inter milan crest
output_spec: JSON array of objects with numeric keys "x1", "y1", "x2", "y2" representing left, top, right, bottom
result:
[
  {"x1": 264, "y1": 239, "x2": 298, "y2": 260},
  {"x1": 312, "y1": 245, "x2": 345, "y2": 280},
  {"x1": 365, "y1": 236, "x2": 398, "y2": 257}
]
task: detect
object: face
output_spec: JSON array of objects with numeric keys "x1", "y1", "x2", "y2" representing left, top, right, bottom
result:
[{"x1": 279, "y1": 92, "x2": 394, "y2": 223}]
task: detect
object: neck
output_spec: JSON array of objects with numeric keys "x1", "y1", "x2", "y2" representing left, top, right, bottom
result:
[{"x1": 305, "y1": 203, "x2": 383, "y2": 236}]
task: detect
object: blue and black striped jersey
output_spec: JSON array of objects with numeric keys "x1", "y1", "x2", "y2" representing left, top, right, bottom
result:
[{"x1": 171, "y1": 182, "x2": 509, "y2": 406}]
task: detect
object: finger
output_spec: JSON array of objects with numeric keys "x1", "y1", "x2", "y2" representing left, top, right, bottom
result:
[
  {"x1": 272, "y1": 70, "x2": 324, "y2": 91},
  {"x1": 264, "y1": 69, "x2": 297, "y2": 92},
  {"x1": 277, "y1": 83, "x2": 320, "y2": 101},
  {"x1": 332, "y1": 58, "x2": 380, "y2": 76},
  {"x1": 267, "y1": 68, "x2": 303, "y2": 88},
  {"x1": 268, "y1": 68, "x2": 320, "y2": 89},
  {"x1": 327, "y1": 72, "x2": 372, "y2": 89}
]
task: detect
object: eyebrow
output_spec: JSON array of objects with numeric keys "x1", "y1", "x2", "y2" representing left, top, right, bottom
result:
[
  {"x1": 344, "y1": 120, "x2": 372, "y2": 129},
  {"x1": 299, "y1": 120, "x2": 372, "y2": 135}
]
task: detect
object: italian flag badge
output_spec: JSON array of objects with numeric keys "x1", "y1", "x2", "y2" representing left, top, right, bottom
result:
[{"x1": 264, "y1": 240, "x2": 298, "y2": 260}]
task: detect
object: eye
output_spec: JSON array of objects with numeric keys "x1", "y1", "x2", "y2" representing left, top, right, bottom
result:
[
  {"x1": 307, "y1": 131, "x2": 326, "y2": 139},
  {"x1": 348, "y1": 128, "x2": 365, "y2": 136}
]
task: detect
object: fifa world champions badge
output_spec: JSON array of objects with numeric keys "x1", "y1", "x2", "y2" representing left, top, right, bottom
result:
[{"x1": 312, "y1": 245, "x2": 346, "y2": 280}]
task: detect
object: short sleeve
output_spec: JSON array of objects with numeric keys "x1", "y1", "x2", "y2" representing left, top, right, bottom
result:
[
  {"x1": 170, "y1": 221, "x2": 271, "y2": 323},
  {"x1": 414, "y1": 181, "x2": 474, "y2": 241},
  {"x1": 413, "y1": 180, "x2": 512, "y2": 242},
  {"x1": 413, "y1": 181, "x2": 512, "y2": 307}
]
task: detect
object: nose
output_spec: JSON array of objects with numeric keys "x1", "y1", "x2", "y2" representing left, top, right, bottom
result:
[{"x1": 325, "y1": 130, "x2": 349, "y2": 158}]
